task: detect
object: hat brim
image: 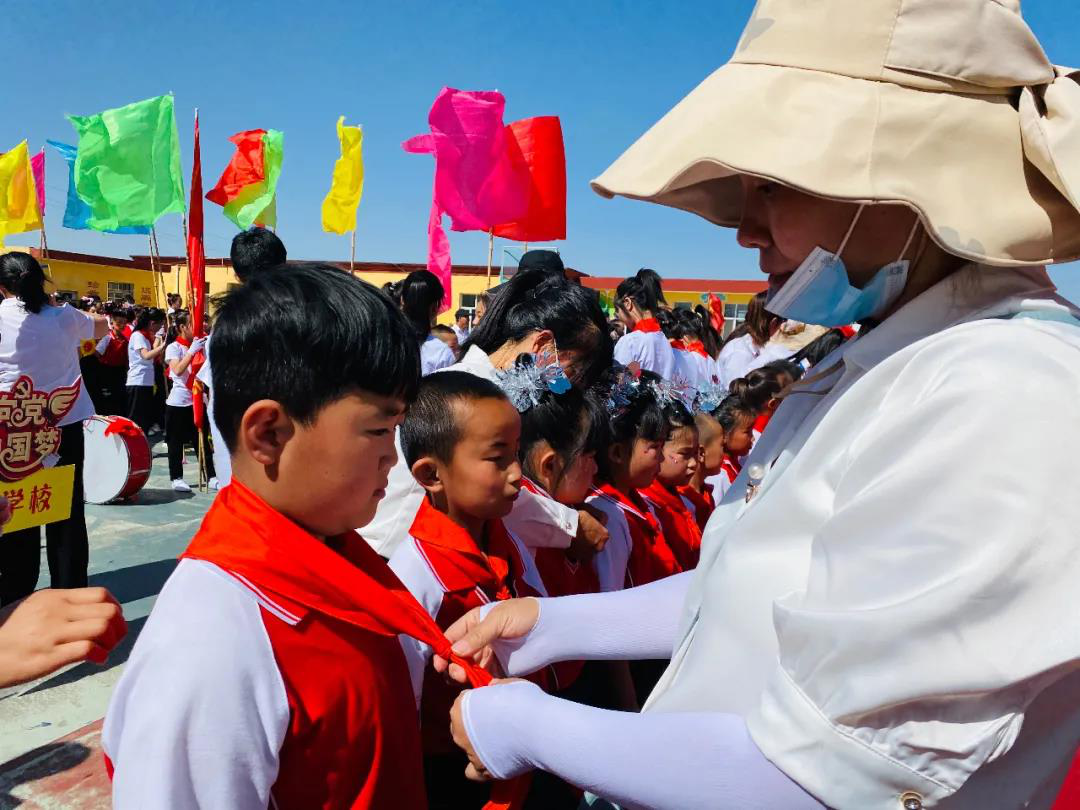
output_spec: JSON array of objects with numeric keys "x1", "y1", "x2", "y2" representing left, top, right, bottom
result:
[{"x1": 592, "y1": 62, "x2": 1080, "y2": 267}]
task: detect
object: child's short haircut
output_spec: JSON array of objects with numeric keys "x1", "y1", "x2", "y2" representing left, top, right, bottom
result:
[
  {"x1": 431, "y1": 324, "x2": 456, "y2": 338},
  {"x1": 664, "y1": 401, "x2": 696, "y2": 433},
  {"x1": 400, "y1": 371, "x2": 508, "y2": 468},
  {"x1": 211, "y1": 263, "x2": 421, "y2": 452},
  {"x1": 694, "y1": 410, "x2": 724, "y2": 443}
]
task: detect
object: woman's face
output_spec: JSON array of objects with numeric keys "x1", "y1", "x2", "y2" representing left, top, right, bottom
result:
[
  {"x1": 737, "y1": 177, "x2": 921, "y2": 297},
  {"x1": 615, "y1": 299, "x2": 638, "y2": 328}
]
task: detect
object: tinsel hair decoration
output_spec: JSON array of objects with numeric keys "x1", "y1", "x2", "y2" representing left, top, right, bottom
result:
[
  {"x1": 493, "y1": 349, "x2": 572, "y2": 413},
  {"x1": 694, "y1": 378, "x2": 729, "y2": 415}
]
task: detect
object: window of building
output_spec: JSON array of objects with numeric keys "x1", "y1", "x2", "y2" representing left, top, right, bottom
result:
[
  {"x1": 107, "y1": 281, "x2": 135, "y2": 302},
  {"x1": 55, "y1": 290, "x2": 78, "y2": 303},
  {"x1": 722, "y1": 303, "x2": 749, "y2": 338}
]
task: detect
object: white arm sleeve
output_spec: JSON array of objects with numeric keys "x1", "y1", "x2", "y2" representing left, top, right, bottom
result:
[
  {"x1": 492, "y1": 572, "x2": 691, "y2": 677},
  {"x1": 462, "y1": 681, "x2": 823, "y2": 810},
  {"x1": 503, "y1": 486, "x2": 577, "y2": 550}
]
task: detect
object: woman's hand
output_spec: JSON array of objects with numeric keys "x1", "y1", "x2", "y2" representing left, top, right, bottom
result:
[
  {"x1": 0, "y1": 588, "x2": 127, "y2": 688},
  {"x1": 450, "y1": 678, "x2": 530, "y2": 781},
  {"x1": 433, "y1": 597, "x2": 540, "y2": 684}
]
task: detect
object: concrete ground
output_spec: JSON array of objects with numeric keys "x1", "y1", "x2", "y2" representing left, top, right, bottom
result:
[{"x1": 0, "y1": 438, "x2": 215, "y2": 809}]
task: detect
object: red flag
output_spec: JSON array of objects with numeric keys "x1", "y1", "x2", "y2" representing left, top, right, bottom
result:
[
  {"x1": 188, "y1": 111, "x2": 207, "y2": 431},
  {"x1": 494, "y1": 116, "x2": 566, "y2": 242},
  {"x1": 205, "y1": 129, "x2": 267, "y2": 206},
  {"x1": 707, "y1": 293, "x2": 725, "y2": 335}
]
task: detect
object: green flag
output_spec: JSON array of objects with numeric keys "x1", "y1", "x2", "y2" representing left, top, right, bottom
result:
[{"x1": 67, "y1": 94, "x2": 186, "y2": 231}]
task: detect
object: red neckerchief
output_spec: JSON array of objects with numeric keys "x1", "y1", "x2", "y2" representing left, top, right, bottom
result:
[
  {"x1": 668, "y1": 338, "x2": 686, "y2": 350},
  {"x1": 678, "y1": 484, "x2": 715, "y2": 531},
  {"x1": 641, "y1": 480, "x2": 702, "y2": 570},
  {"x1": 633, "y1": 317, "x2": 662, "y2": 334},
  {"x1": 753, "y1": 409, "x2": 773, "y2": 434},
  {"x1": 181, "y1": 482, "x2": 524, "y2": 810},
  {"x1": 595, "y1": 482, "x2": 681, "y2": 586},
  {"x1": 168, "y1": 336, "x2": 205, "y2": 390},
  {"x1": 684, "y1": 340, "x2": 709, "y2": 358},
  {"x1": 721, "y1": 454, "x2": 742, "y2": 484},
  {"x1": 410, "y1": 498, "x2": 527, "y2": 602}
]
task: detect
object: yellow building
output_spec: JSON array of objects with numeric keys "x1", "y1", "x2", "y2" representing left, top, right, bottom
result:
[{"x1": 6, "y1": 247, "x2": 169, "y2": 307}]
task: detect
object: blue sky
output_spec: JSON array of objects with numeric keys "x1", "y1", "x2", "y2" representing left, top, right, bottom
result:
[{"x1": 2, "y1": 1, "x2": 1078, "y2": 297}]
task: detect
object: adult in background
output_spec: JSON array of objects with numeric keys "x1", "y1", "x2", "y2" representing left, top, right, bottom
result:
[
  {"x1": 0, "y1": 253, "x2": 108, "y2": 605},
  {"x1": 441, "y1": 1, "x2": 1080, "y2": 807},
  {"x1": 196, "y1": 227, "x2": 287, "y2": 489},
  {"x1": 401, "y1": 270, "x2": 455, "y2": 375},
  {"x1": 452, "y1": 308, "x2": 471, "y2": 346},
  {"x1": 715, "y1": 292, "x2": 787, "y2": 389},
  {"x1": 126, "y1": 307, "x2": 166, "y2": 435},
  {"x1": 612, "y1": 268, "x2": 676, "y2": 378}
]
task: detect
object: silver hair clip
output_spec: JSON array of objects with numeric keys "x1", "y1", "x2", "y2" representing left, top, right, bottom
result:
[{"x1": 494, "y1": 351, "x2": 572, "y2": 413}]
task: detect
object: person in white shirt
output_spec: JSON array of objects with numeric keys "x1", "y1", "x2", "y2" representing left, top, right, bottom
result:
[
  {"x1": 452, "y1": 308, "x2": 471, "y2": 345},
  {"x1": 714, "y1": 292, "x2": 790, "y2": 390},
  {"x1": 0, "y1": 253, "x2": 108, "y2": 605},
  {"x1": 125, "y1": 307, "x2": 166, "y2": 435},
  {"x1": 399, "y1": 270, "x2": 456, "y2": 376},
  {"x1": 163, "y1": 312, "x2": 215, "y2": 493},
  {"x1": 436, "y1": 1, "x2": 1080, "y2": 807},
  {"x1": 613, "y1": 268, "x2": 676, "y2": 379},
  {"x1": 363, "y1": 266, "x2": 615, "y2": 562}
]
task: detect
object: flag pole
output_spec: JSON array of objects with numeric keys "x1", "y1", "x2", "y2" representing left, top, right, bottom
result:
[
  {"x1": 486, "y1": 229, "x2": 495, "y2": 289},
  {"x1": 350, "y1": 229, "x2": 356, "y2": 275}
]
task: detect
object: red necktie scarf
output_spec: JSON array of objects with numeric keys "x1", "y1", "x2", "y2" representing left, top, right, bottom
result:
[
  {"x1": 595, "y1": 483, "x2": 682, "y2": 586},
  {"x1": 633, "y1": 317, "x2": 662, "y2": 334},
  {"x1": 181, "y1": 482, "x2": 525, "y2": 810}
]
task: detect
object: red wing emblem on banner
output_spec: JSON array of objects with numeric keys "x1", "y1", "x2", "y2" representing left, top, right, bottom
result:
[{"x1": 0, "y1": 376, "x2": 81, "y2": 481}]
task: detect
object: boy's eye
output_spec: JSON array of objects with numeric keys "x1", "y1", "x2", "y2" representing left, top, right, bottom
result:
[{"x1": 367, "y1": 428, "x2": 392, "y2": 437}]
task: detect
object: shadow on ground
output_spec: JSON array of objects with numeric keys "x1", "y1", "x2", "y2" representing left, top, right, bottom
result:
[{"x1": 0, "y1": 742, "x2": 90, "y2": 808}]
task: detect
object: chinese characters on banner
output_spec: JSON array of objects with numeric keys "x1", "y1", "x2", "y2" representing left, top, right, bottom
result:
[
  {"x1": 2, "y1": 465, "x2": 75, "y2": 533},
  {"x1": 0, "y1": 376, "x2": 80, "y2": 533}
]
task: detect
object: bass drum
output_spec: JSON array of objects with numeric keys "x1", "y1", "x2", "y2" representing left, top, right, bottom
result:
[{"x1": 83, "y1": 416, "x2": 152, "y2": 504}]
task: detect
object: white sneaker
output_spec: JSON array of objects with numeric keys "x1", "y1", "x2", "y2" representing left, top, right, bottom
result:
[
  {"x1": 171, "y1": 479, "x2": 192, "y2": 493},
  {"x1": 207, "y1": 477, "x2": 220, "y2": 491}
]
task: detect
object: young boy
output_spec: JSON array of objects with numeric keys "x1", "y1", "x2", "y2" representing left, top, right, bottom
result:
[
  {"x1": 388, "y1": 371, "x2": 544, "y2": 808},
  {"x1": 104, "y1": 264, "x2": 445, "y2": 809},
  {"x1": 702, "y1": 395, "x2": 757, "y2": 500},
  {"x1": 641, "y1": 403, "x2": 703, "y2": 570}
]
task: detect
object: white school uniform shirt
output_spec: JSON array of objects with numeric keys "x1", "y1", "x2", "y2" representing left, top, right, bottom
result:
[
  {"x1": 362, "y1": 345, "x2": 578, "y2": 558},
  {"x1": 195, "y1": 335, "x2": 231, "y2": 486},
  {"x1": 452, "y1": 324, "x2": 469, "y2": 344},
  {"x1": 672, "y1": 347, "x2": 717, "y2": 391},
  {"x1": 0, "y1": 298, "x2": 97, "y2": 425},
  {"x1": 583, "y1": 493, "x2": 633, "y2": 593},
  {"x1": 126, "y1": 330, "x2": 155, "y2": 386},
  {"x1": 420, "y1": 334, "x2": 455, "y2": 376},
  {"x1": 613, "y1": 329, "x2": 676, "y2": 380},
  {"x1": 388, "y1": 526, "x2": 547, "y2": 707},
  {"x1": 164, "y1": 342, "x2": 194, "y2": 408},
  {"x1": 645, "y1": 264, "x2": 1080, "y2": 809}
]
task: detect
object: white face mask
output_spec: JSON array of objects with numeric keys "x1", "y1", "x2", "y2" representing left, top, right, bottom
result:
[{"x1": 767, "y1": 206, "x2": 919, "y2": 327}]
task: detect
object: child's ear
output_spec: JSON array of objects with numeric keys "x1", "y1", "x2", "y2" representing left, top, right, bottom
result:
[
  {"x1": 538, "y1": 447, "x2": 560, "y2": 483},
  {"x1": 239, "y1": 400, "x2": 294, "y2": 467},
  {"x1": 411, "y1": 457, "x2": 444, "y2": 495},
  {"x1": 607, "y1": 441, "x2": 626, "y2": 467},
  {"x1": 527, "y1": 329, "x2": 556, "y2": 355}
]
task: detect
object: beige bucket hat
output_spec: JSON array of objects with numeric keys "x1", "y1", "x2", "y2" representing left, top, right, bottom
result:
[{"x1": 591, "y1": 0, "x2": 1080, "y2": 267}]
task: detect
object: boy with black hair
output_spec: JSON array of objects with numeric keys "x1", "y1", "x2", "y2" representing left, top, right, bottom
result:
[
  {"x1": 104, "y1": 264, "x2": 458, "y2": 809},
  {"x1": 388, "y1": 371, "x2": 543, "y2": 808},
  {"x1": 230, "y1": 225, "x2": 287, "y2": 282}
]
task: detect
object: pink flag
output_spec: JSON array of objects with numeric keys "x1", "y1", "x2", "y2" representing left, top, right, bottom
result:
[
  {"x1": 31, "y1": 150, "x2": 45, "y2": 216},
  {"x1": 404, "y1": 87, "x2": 528, "y2": 309}
]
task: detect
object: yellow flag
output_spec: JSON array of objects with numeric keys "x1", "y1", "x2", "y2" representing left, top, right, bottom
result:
[
  {"x1": 321, "y1": 116, "x2": 364, "y2": 235},
  {"x1": 0, "y1": 141, "x2": 43, "y2": 247}
]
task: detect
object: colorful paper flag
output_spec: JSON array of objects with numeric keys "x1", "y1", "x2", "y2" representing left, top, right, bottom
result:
[
  {"x1": 30, "y1": 150, "x2": 45, "y2": 218},
  {"x1": 0, "y1": 141, "x2": 43, "y2": 247},
  {"x1": 66, "y1": 94, "x2": 186, "y2": 231},
  {"x1": 46, "y1": 141, "x2": 150, "y2": 235},
  {"x1": 494, "y1": 117, "x2": 566, "y2": 242},
  {"x1": 206, "y1": 128, "x2": 283, "y2": 230},
  {"x1": 321, "y1": 116, "x2": 365, "y2": 235},
  {"x1": 403, "y1": 87, "x2": 528, "y2": 308}
]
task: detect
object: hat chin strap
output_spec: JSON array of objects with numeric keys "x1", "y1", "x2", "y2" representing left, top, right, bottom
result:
[{"x1": 1019, "y1": 68, "x2": 1080, "y2": 214}]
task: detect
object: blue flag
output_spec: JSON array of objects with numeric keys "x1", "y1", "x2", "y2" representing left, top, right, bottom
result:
[{"x1": 46, "y1": 140, "x2": 150, "y2": 234}]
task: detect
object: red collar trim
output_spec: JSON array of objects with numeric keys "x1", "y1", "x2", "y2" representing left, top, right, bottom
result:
[
  {"x1": 640, "y1": 480, "x2": 689, "y2": 513},
  {"x1": 685, "y1": 340, "x2": 709, "y2": 358},
  {"x1": 668, "y1": 338, "x2": 686, "y2": 350},
  {"x1": 633, "y1": 317, "x2": 662, "y2": 334},
  {"x1": 594, "y1": 482, "x2": 653, "y2": 523},
  {"x1": 409, "y1": 499, "x2": 515, "y2": 599}
]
